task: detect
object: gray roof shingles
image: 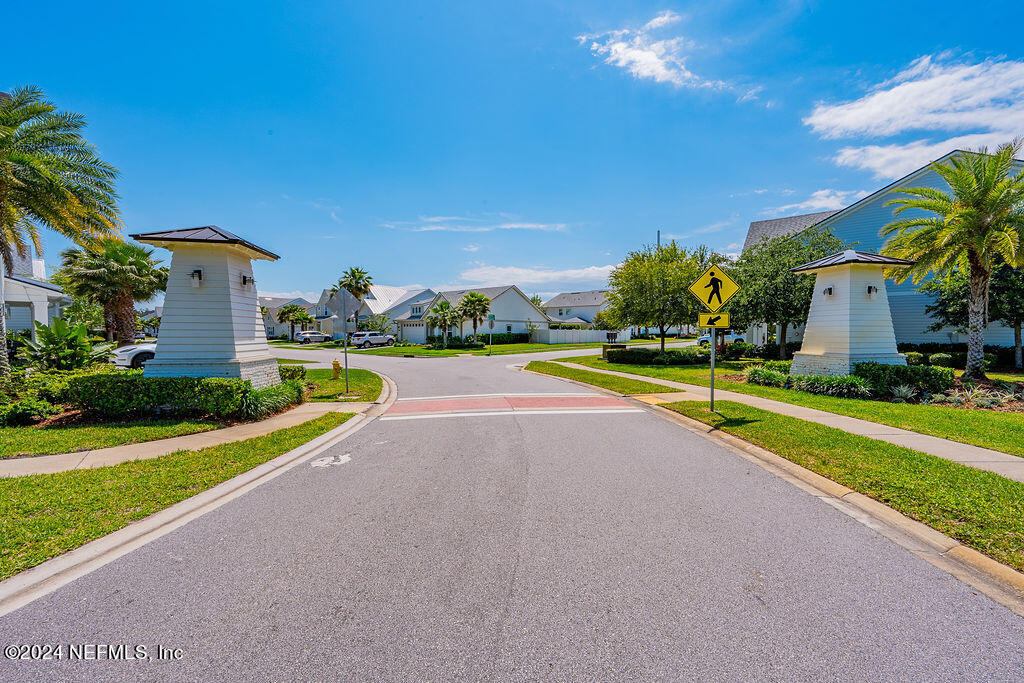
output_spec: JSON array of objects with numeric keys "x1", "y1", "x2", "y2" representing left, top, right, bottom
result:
[
  {"x1": 542, "y1": 290, "x2": 609, "y2": 308},
  {"x1": 742, "y1": 210, "x2": 839, "y2": 251},
  {"x1": 131, "y1": 226, "x2": 279, "y2": 260}
]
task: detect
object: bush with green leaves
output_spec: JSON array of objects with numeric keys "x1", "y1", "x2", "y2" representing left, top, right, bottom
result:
[
  {"x1": 852, "y1": 362, "x2": 954, "y2": 395},
  {"x1": 745, "y1": 366, "x2": 787, "y2": 387},
  {"x1": 763, "y1": 360, "x2": 792, "y2": 374},
  {"x1": 904, "y1": 352, "x2": 925, "y2": 366},
  {"x1": 606, "y1": 347, "x2": 710, "y2": 366},
  {"x1": 17, "y1": 319, "x2": 114, "y2": 371},
  {"x1": 21, "y1": 364, "x2": 119, "y2": 404},
  {"x1": 279, "y1": 365, "x2": 307, "y2": 381},
  {"x1": 790, "y1": 374, "x2": 872, "y2": 399},
  {"x1": 238, "y1": 380, "x2": 306, "y2": 420},
  {"x1": 65, "y1": 371, "x2": 251, "y2": 419},
  {"x1": 720, "y1": 341, "x2": 756, "y2": 360},
  {"x1": 929, "y1": 353, "x2": 954, "y2": 368},
  {"x1": 0, "y1": 396, "x2": 60, "y2": 426}
]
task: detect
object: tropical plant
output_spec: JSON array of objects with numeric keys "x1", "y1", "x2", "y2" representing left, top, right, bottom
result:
[
  {"x1": 56, "y1": 240, "x2": 167, "y2": 346},
  {"x1": 457, "y1": 292, "x2": 491, "y2": 340},
  {"x1": 530, "y1": 293, "x2": 544, "y2": 308},
  {"x1": 881, "y1": 142, "x2": 1024, "y2": 379},
  {"x1": 276, "y1": 304, "x2": 307, "y2": 339},
  {"x1": 17, "y1": 319, "x2": 114, "y2": 370},
  {"x1": 424, "y1": 300, "x2": 459, "y2": 346},
  {"x1": 291, "y1": 311, "x2": 315, "y2": 334},
  {"x1": 331, "y1": 267, "x2": 373, "y2": 331},
  {"x1": 0, "y1": 86, "x2": 120, "y2": 377}
]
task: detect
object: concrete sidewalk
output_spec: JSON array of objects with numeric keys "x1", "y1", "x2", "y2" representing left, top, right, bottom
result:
[
  {"x1": 0, "y1": 401, "x2": 372, "y2": 478},
  {"x1": 553, "y1": 361, "x2": 1024, "y2": 484}
]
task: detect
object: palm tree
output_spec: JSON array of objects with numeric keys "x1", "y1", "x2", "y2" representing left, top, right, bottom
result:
[
  {"x1": 331, "y1": 267, "x2": 373, "y2": 332},
  {"x1": 277, "y1": 304, "x2": 306, "y2": 340},
  {"x1": 458, "y1": 292, "x2": 491, "y2": 340},
  {"x1": 424, "y1": 300, "x2": 459, "y2": 347},
  {"x1": 882, "y1": 141, "x2": 1024, "y2": 379},
  {"x1": 58, "y1": 240, "x2": 168, "y2": 347},
  {"x1": 0, "y1": 86, "x2": 120, "y2": 375}
]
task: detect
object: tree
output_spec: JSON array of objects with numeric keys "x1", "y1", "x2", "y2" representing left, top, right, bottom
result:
[
  {"x1": 277, "y1": 304, "x2": 306, "y2": 340},
  {"x1": 363, "y1": 312, "x2": 393, "y2": 333},
  {"x1": 0, "y1": 86, "x2": 120, "y2": 376},
  {"x1": 731, "y1": 227, "x2": 848, "y2": 359},
  {"x1": 57, "y1": 239, "x2": 168, "y2": 347},
  {"x1": 291, "y1": 311, "x2": 315, "y2": 334},
  {"x1": 606, "y1": 242, "x2": 718, "y2": 352},
  {"x1": 61, "y1": 295, "x2": 105, "y2": 332},
  {"x1": 920, "y1": 262, "x2": 1024, "y2": 369},
  {"x1": 881, "y1": 142, "x2": 1024, "y2": 379},
  {"x1": 331, "y1": 267, "x2": 373, "y2": 332},
  {"x1": 591, "y1": 310, "x2": 615, "y2": 331},
  {"x1": 530, "y1": 294, "x2": 544, "y2": 308},
  {"x1": 457, "y1": 292, "x2": 491, "y2": 340},
  {"x1": 424, "y1": 300, "x2": 459, "y2": 346}
]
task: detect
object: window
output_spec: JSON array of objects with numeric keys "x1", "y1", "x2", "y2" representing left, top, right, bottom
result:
[
  {"x1": 558, "y1": 309, "x2": 563, "y2": 315},
  {"x1": 565, "y1": 308, "x2": 571, "y2": 315},
  {"x1": 506, "y1": 325, "x2": 512, "y2": 332},
  {"x1": 412, "y1": 306, "x2": 422, "y2": 315}
]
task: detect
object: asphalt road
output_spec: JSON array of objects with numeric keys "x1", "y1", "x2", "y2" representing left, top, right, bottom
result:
[{"x1": 2, "y1": 346, "x2": 1023, "y2": 680}]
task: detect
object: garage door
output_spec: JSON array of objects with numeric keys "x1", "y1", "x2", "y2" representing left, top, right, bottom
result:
[{"x1": 403, "y1": 323, "x2": 426, "y2": 343}]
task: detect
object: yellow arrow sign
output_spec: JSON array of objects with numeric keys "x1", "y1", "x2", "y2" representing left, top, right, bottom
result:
[
  {"x1": 698, "y1": 312, "x2": 730, "y2": 328},
  {"x1": 689, "y1": 265, "x2": 739, "y2": 312}
]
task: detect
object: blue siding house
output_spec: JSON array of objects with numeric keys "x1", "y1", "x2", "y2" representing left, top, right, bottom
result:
[{"x1": 742, "y1": 151, "x2": 1017, "y2": 346}]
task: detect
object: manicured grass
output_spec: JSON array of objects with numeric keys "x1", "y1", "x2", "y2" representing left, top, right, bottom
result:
[
  {"x1": 0, "y1": 412, "x2": 353, "y2": 581},
  {"x1": 306, "y1": 368, "x2": 383, "y2": 401},
  {"x1": 565, "y1": 356, "x2": 1024, "y2": 459},
  {"x1": 665, "y1": 401, "x2": 1024, "y2": 573},
  {"x1": 524, "y1": 360, "x2": 673, "y2": 395},
  {"x1": 276, "y1": 357, "x2": 315, "y2": 364},
  {"x1": 954, "y1": 368, "x2": 1024, "y2": 384},
  {"x1": 0, "y1": 420, "x2": 223, "y2": 459},
  {"x1": 350, "y1": 344, "x2": 459, "y2": 356}
]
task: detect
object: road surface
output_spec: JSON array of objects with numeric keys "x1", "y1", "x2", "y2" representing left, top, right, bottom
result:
[{"x1": 2, "y1": 346, "x2": 1022, "y2": 680}]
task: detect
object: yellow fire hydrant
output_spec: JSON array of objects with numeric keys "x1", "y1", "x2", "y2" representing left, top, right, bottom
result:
[{"x1": 332, "y1": 358, "x2": 342, "y2": 380}]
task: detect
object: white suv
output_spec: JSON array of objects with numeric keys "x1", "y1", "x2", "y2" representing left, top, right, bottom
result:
[
  {"x1": 697, "y1": 331, "x2": 745, "y2": 346},
  {"x1": 350, "y1": 331, "x2": 395, "y2": 348}
]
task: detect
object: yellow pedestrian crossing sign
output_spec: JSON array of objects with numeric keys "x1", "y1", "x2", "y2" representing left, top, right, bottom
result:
[
  {"x1": 698, "y1": 312, "x2": 730, "y2": 328},
  {"x1": 689, "y1": 266, "x2": 739, "y2": 312}
]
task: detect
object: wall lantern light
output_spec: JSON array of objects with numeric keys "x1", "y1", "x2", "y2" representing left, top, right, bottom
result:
[
  {"x1": 867, "y1": 285, "x2": 878, "y2": 297},
  {"x1": 822, "y1": 286, "x2": 834, "y2": 296},
  {"x1": 190, "y1": 269, "x2": 203, "y2": 288},
  {"x1": 242, "y1": 274, "x2": 255, "y2": 286}
]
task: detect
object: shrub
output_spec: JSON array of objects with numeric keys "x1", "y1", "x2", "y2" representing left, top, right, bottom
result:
[
  {"x1": 929, "y1": 353, "x2": 954, "y2": 368},
  {"x1": 606, "y1": 347, "x2": 709, "y2": 366},
  {"x1": 852, "y1": 362, "x2": 954, "y2": 395},
  {"x1": 21, "y1": 365, "x2": 119, "y2": 404},
  {"x1": 65, "y1": 371, "x2": 252, "y2": 419},
  {"x1": 751, "y1": 341, "x2": 801, "y2": 360},
  {"x1": 17, "y1": 319, "x2": 114, "y2": 371},
  {"x1": 790, "y1": 374, "x2": 872, "y2": 398},
  {"x1": 745, "y1": 366, "x2": 787, "y2": 387},
  {"x1": 238, "y1": 380, "x2": 306, "y2": 420},
  {"x1": 0, "y1": 397, "x2": 60, "y2": 426},
  {"x1": 904, "y1": 352, "x2": 925, "y2": 366},
  {"x1": 720, "y1": 341, "x2": 756, "y2": 360},
  {"x1": 279, "y1": 365, "x2": 307, "y2": 381},
  {"x1": 763, "y1": 360, "x2": 792, "y2": 374}
]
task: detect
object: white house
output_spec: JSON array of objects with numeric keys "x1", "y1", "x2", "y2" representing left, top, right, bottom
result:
[
  {"x1": 311, "y1": 285, "x2": 435, "y2": 339},
  {"x1": 258, "y1": 295, "x2": 314, "y2": 339},
  {"x1": 395, "y1": 285, "x2": 550, "y2": 343},
  {"x1": 2, "y1": 249, "x2": 69, "y2": 339},
  {"x1": 542, "y1": 290, "x2": 609, "y2": 325}
]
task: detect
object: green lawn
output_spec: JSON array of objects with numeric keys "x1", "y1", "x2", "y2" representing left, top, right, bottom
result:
[
  {"x1": 524, "y1": 360, "x2": 674, "y2": 395},
  {"x1": 306, "y1": 368, "x2": 383, "y2": 401},
  {"x1": 0, "y1": 420, "x2": 223, "y2": 459},
  {"x1": 0, "y1": 413, "x2": 352, "y2": 581},
  {"x1": 351, "y1": 344, "x2": 459, "y2": 356},
  {"x1": 955, "y1": 368, "x2": 1024, "y2": 384},
  {"x1": 276, "y1": 357, "x2": 315, "y2": 364},
  {"x1": 564, "y1": 356, "x2": 1024, "y2": 459},
  {"x1": 666, "y1": 401, "x2": 1024, "y2": 573}
]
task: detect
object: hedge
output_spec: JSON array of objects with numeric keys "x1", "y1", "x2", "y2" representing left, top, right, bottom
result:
[
  {"x1": 279, "y1": 365, "x2": 307, "y2": 381},
  {"x1": 606, "y1": 347, "x2": 710, "y2": 366},
  {"x1": 66, "y1": 371, "x2": 252, "y2": 419},
  {"x1": 852, "y1": 362, "x2": 954, "y2": 395},
  {"x1": 745, "y1": 366, "x2": 786, "y2": 387},
  {"x1": 790, "y1": 374, "x2": 872, "y2": 398}
]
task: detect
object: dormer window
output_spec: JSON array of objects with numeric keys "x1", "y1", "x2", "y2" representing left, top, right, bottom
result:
[{"x1": 412, "y1": 306, "x2": 422, "y2": 315}]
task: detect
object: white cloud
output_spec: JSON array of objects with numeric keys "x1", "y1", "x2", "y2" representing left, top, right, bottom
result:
[
  {"x1": 577, "y1": 11, "x2": 724, "y2": 90},
  {"x1": 258, "y1": 289, "x2": 320, "y2": 302},
  {"x1": 663, "y1": 218, "x2": 734, "y2": 240},
  {"x1": 459, "y1": 264, "x2": 616, "y2": 287},
  {"x1": 412, "y1": 222, "x2": 565, "y2": 233},
  {"x1": 805, "y1": 55, "x2": 1024, "y2": 178},
  {"x1": 766, "y1": 189, "x2": 868, "y2": 215},
  {"x1": 462, "y1": 244, "x2": 480, "y2": 252}
]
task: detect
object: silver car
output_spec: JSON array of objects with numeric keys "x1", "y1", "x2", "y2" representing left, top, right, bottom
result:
[{"x1": 349, "y1": 331, "x2": 395, "y2": 348}]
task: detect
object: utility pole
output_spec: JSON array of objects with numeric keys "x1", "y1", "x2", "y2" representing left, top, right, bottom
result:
[{"x1": 657, "y1": 229, "x2": 661, "y2": 248}]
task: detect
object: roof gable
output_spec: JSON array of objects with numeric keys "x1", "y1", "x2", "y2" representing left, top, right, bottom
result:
[{"x1": 743, "y1": 211, "x2": 839, "y2": 251}]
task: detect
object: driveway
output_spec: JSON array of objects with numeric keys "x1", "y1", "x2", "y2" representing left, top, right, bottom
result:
[{"x1": 1, "y1": 346, "x2": 1022, "y2": 680}]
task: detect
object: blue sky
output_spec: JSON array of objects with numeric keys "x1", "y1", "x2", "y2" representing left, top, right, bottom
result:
[{"x1": 6, "y1": 0, "x2": 1024, "y2": 301}]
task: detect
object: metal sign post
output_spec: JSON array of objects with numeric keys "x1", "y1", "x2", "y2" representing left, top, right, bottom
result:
[
  {"x1": 340, "y1": 290, "x2": 350, "y2": 394},
  {"x1": 689, "y1": 267, "x2": 742, "y2": 414},
  {"x1": 487, "y1": 315, "x2": 495, "y2": 355},
  {"x1": 709, "y1": 332, "x2": 715, "y2": 412}
]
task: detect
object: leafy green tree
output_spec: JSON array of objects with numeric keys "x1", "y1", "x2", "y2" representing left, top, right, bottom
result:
[
  {"x1": 591, "y1": 310, "x2": 615, "y2": 331},
  {"x1": 731, "y1": 227, "x2": 848, "y2": 359},
  {"x1": 361, "y1": 312, "x2": 393, "y2": 333},
  {"x1": 920, "y1": 263, "x2": 1024, "y2": 369},
  {"x1": 18, "y1": 319, "x2": 114, "y2": 370},
  {"x1": 606, "y1": 242, "x2": 718, "y2": 352},
  {"x1": 276, "y1": 304, "x2": 306, "y2": 340},
  {"x1": 331, "y1": 267, "x2": 373, "y2": 332},
  {"x1": 424, "y1": 300, "x2": 459, "y2": 346},
  {"x1": 0, "y1": 86, "x2": 120, "y2": 376},
  {"x1": 291, "y1": 311, "x2": 315, "y2": 335},
  {"x1": 57, "y1": 240, "x2": 168, "y2": 347},
  {"x1": 881, "y1": 142, "x2": 1024, "y2": 379},
  {"x1": 457, "y1": 292, "x2": 491, "y2": 340},
  {"x1": 59, "y1": 294, "x2": 105, "y2": 332},
  {"x1": 530, "y1": 294, "x2": 544, "y2": 308}
]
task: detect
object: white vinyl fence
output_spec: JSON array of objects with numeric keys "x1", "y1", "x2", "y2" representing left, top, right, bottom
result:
[{"x1": 534, "y1": 327, "x2": 632, "y2": 344}]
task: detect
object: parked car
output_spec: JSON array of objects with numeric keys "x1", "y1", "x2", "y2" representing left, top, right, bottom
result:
[
  {"x1": 697, "y1": 331, "x2": 745, "y2": 346},
  {"x1": 294, "y1": 330, "x2": 332, "y2": 344},
  {"x1": 349, "y1": 331, "x2": 395, "y2": 348},
  {"x1": 111, "y1": 342, "x2": 157, "y2": 369}
]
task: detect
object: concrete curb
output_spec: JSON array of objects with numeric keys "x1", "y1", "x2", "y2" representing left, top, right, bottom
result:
[
  {"x1": 0, "y1": 375, "x2": 399, "y2": 618},
  {"x1": 522, "y1": 364, "x2": 1024, "y2": 617}
]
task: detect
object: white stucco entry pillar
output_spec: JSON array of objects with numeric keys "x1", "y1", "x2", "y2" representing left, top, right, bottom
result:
[
  {"x1": 131, "y1": 226, "x2": 282, "y2": 388},
  {"x1": 790, "y1": 250, "x2": 914, "y2": 377}
]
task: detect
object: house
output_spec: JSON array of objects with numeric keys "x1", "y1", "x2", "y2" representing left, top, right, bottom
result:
[
  {"x1": 2, "y1": 249, "x2": 69, "y2": 339},
  {"x1": 395, "y1": 285, "x2": 550, "y2": 343},
  {"x1": 311, "y1": 285, "x2": 435, "y2": 338},
  {"x1": 542, "y1": 290, "x2": 610, "y2": 324},
  {"x1": 258, "y1": 295, "x2": 314, "y2": 338},
  {"x1": 741, "y1": 150, "x2": 1019, "y2": 347}
]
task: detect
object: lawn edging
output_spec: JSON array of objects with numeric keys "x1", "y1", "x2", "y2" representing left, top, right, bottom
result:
[{"x1": 0, "y1": 378, "x2": 397, "y2": 617}]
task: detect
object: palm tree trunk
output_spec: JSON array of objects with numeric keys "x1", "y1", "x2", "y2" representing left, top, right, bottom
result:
[
  {"x1": 0, "y1": 272, "x2": 10, "y2": 377},
  {"x1": 1014, "y1": 324, "x2": 1022, "y2": 370},
  {"x1": 778, "y1": 323, "x2": 788, "y2": 360},
  {"x1": 964, "y1": 254, "x2": 990, "y2": 380},
  {"x1": 114, "y1": 291, "x2": 137, "y2": 347}
]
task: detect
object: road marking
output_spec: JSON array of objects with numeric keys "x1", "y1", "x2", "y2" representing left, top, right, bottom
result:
[
  {"x1": 380, "y1": 409, "x2": 644, "y2": 421},
  {"x1": 397, "y1": 392, "x2": 595, "y2": 401},
  {"x1": 310, "y1": 453, "x2": 351, "y2": 467}
]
